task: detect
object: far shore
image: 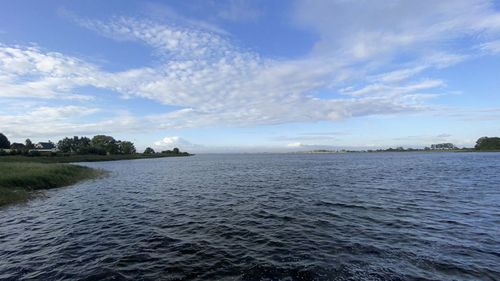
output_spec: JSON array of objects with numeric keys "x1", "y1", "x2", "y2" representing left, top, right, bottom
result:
[{"x1": 292, "y1": 149, "x2": 500, "y2": 154}]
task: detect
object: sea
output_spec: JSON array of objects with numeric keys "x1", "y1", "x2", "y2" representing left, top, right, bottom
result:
[{"x1": 0, "y1": 153, "x2": 499, "y2": 280}]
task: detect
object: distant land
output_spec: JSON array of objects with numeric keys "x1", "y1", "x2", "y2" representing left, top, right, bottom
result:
[{"x1": 292, "y1": 137, "x2": 500, "y2": 154}]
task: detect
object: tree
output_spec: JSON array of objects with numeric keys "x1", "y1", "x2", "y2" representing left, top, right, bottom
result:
[
  {"x1": 57, "y1": 137, "x2": 73, "y2": 153},
  {"x1": 431, "y1": 143, "x2": 455, "y2": 150},
  {"x1": 144, "y1": 147, "x2": 155, "y2": 154},
  {"x1": 91, "y1": 135, "x2": 118, "y2": 154},
  {"x1": 58, "y1": 136, "x2": 92, "y2": 154},
  {"x1": 76, "y1": 137, "x2": 92, "y2": 154},
  {"x1": 173, "y1": 147, "x2": 180, "y2": 154},
  {"x1": 475, "y1": 137, "x2": 500, "y2": 150},
  {"x1": 119, "y1": 141, "x2": 136, "y2": 154},
  {"x1": 25, "y1": 139, "x2": 34, "y2": 149},
  {"x1": 10, "y1": 143, "x2": 25, "y2": 150},
  {"x1": 0, "y1": 133, "x2": 10, "y2": 149}
]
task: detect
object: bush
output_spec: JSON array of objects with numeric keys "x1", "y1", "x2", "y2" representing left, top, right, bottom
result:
[
  {"x1": 82, "y1": 147, "x2": 107, "y2": 155},
  {"x1": 28, "y1": 150, "x2": 41, "y2": 157}
]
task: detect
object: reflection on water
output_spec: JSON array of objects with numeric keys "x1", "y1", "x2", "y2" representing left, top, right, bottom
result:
[{"x1": 1, "y1": 153, "x2": 499, "y2": 280}]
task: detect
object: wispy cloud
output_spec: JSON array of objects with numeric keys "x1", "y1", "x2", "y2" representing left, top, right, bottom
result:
[
  {"x1": 216, "y1": 0, "x2": 263, "y2": 23},
  {"x1": 479, "y1": 39, "x2": 500, "y2": 54},
  {"x1": 293, "y1": 0, "x2": 500, "y2": 58},
  {"x1": 139, "y1": 2, "x2": 228, "y2": 35}
]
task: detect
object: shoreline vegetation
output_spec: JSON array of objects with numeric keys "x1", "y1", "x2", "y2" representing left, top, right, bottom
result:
[
  {"x1": 0, "y1": 133, "x2": 191, "y2": 207},
  {"x1": 0, "y1": 163, "x2": 104, "y2": 206}
]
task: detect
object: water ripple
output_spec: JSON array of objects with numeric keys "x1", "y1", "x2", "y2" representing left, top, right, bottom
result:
[{"x1": 1, "y1": 153, "x2": 499, "y2": 280}]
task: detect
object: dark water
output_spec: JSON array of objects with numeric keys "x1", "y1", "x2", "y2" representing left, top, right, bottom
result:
[{"x1": 1, "y1": 153, "x2": 499, "y2": 281}]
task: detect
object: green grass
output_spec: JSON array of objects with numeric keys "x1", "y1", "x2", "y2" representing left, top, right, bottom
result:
[
  {"x1": 0, "y1": 163, "x2": 104, "y2": 207},
  {"x1": 0, "y1": 187, "x2": 32, "y2": 206},
  {"x1": 0, "y1": 153, "x2": 190, "y2": 163}
]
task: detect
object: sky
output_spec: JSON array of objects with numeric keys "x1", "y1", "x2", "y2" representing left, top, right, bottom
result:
[{"x1": 1, "y1": 0, "x2": 500, "y2": 153}]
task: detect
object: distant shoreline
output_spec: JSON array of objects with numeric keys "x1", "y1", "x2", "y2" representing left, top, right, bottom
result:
[{"x1": 291, "y1": 149, "x2": 500, "y2": 154}]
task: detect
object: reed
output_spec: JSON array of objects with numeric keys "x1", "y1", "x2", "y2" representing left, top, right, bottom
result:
[{"x1": 0, "y1": 163, "x2": 104, "y2": 206}]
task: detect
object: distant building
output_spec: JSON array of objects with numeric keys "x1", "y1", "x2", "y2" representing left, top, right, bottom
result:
[
  {"x1": 35, "y1": 142, "x2": 57, "y2": 152},
  {"x1": 10, "y1": 143, "x2": 26, "y2": 150}
]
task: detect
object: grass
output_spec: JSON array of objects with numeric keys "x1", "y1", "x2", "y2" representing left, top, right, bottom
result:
[
  {"x1": 0, "y1": 163, "x2": 104, "y2": 207},
  {"x1": 0, "y1": 153, "x2": 190, "y2": 163}
]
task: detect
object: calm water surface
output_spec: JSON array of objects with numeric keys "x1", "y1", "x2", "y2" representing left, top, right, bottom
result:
[{"x1": 1, "y1": 153, "x2": 499, "y2": 280}]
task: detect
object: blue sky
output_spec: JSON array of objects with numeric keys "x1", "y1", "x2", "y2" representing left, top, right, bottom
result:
[{"x1": 1, "y1": 0, "x2": 500, "y2": 152}]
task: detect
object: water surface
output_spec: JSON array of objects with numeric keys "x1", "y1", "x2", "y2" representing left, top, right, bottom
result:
[{"x1": 1, "y1": 153, "x2": 499, "y2": 280}]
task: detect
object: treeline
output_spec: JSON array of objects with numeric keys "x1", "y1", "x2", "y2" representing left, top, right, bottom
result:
[
  {"x1": 57, "y1": 135, "x2": 136, "y2": 155},
  {"x1": 0, "y1": 133, "x2": 137, "y2": 156},
  {"x1": 0, "y1": 133, "x2": 189, "y2": 156},
  {"x1": 143, "y1": 147, "x2": 188, "y2": 155}
]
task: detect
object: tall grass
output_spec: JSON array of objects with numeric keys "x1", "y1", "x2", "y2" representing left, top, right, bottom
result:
[{"x1": 0, "y1": 163, "x2": 103, "y2": 206}]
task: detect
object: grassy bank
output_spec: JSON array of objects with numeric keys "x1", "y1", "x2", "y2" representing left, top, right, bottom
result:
[
  {"x1": 0, "y1": 163, "x2": 104, "y2": 206},
  {"x1": 0, "y1": 153, "x2": 190, "y2": 163}
]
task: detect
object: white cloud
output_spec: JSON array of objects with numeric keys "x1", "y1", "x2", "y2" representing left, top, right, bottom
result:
[
  {"x1": 152, "y1": 136, "x2": 204, "y2": 151},
  {"x1": 287, "y1": 142, "x2": 304, "y2": 148},
  {"x1": 0, "y1": 44, "x2": 100, "y2": 100},
  {"x1": 0, "y1": 104, "x2": 146, "y2": 139},
  {"x1": 154, "y1": 136, "x2": 190, "y2": 146},
  {"x1": 479, "y1": 39, "x2": 500, "y2": 54},
  {"x1": 341, "y1": 79, "x2": 445, "y2": 98}
]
